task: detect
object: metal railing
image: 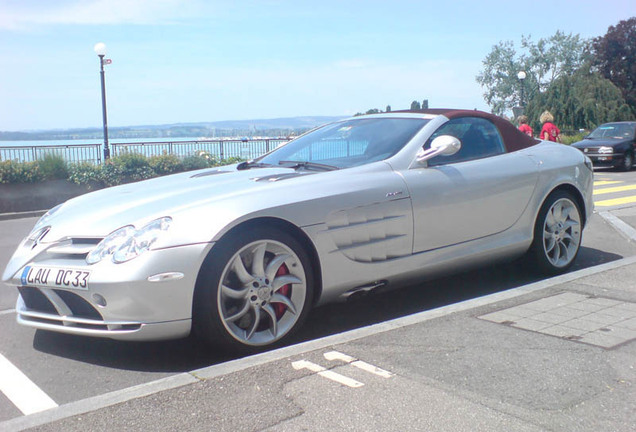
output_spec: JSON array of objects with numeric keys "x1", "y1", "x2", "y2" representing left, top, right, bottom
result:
[
  {"x1": 0, "y1": 138, "x2": 291, "y2": 165},
  {"x1": 0, "y1": 144, "x2": 103, "y2": 164},
  {"x1": 111, "y1": 138, "x2": 290, "y2": 161}
]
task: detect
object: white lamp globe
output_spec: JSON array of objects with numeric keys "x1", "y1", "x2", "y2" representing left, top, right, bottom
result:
[
  {"x1": 94, "y1": 42, "x2": 107, "y2": 56},
  {"x1": 517, "y1": 71, "x2": 527, "y2": 80}
]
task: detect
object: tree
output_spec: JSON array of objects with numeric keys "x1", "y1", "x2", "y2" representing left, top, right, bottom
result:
[
  {"x1": 522, "y1": 31, "x2": 590, "y2": 92},
  {"x1": 477, "y1": 31, "x2": 589, "y2": 116},
  {"x1": 386, "y1": 105, "x2": 392, "y2": 112},
  {"x1": 476, "y1": 40, "x2": 522, "y2": 115},
  {"x1": 422, "y1": 100, "x2": 429, "y2": 109},
  {"x1": 410, "y1": 100, "x2": 421, "y2": 110},
  {"x1": 591, "y1": 17, "x2": 636, "y2": 115},
  {"x1": 354, "y1": 108, "x2": 382, "y2": 116},
  {"x1": 524, "y1": 67, "x2": 634, "y2": 131}
]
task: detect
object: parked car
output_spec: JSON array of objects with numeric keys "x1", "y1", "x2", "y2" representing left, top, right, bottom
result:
[
  {"x1": 2, "y1": 110, "x2": 594, "y2": 352},
  {"x1": 571, "y1": 122, "x2": 636, "y2": 171}
]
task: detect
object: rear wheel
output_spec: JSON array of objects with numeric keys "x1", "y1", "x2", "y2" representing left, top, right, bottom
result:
[
  {"x1": 193, "y1": 227, "x2": 313, "y2": 352},
  {"x1": 529, "y1": 191, "x2": 582, "y2": 275}
]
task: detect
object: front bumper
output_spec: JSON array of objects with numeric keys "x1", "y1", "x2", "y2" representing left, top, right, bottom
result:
[
  {"x1": 5, "y1": 242, "x2": 213, "y2": 341},
  {"x1": 579, "y1": 152, "x2": 624, "y2": 167}
]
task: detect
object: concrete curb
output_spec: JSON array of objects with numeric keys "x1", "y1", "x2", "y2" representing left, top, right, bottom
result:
[
  {"x1": 0, "y1": 210, "x2": 47, "y2": 221},
  {"x1": 4, "y1": 254, "x2": 636, "y2": 432},
  {"x1": 599, "y1": 210, "x2": 636, "y2": 242}
]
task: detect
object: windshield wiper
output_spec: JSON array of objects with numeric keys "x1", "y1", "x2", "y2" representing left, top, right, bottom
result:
[
  {"x1": 237, "y1": 161, "x2": 275, "y2": 170},
  {"x1": 278, "y1": 160, "x2": 339, "y2": 171}
]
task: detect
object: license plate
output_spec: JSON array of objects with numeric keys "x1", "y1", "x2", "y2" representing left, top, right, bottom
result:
[{"x1": 21, "y1": 265, "x2": 91, "y2": 290}]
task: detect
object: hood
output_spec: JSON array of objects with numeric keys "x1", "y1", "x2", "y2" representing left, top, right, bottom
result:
[
  {"x1": 39, "y1": 165, "x2": 316, "y2": 241},
  {"x1": 572, "y1": 137, "x2": 632, "y2": 148}
]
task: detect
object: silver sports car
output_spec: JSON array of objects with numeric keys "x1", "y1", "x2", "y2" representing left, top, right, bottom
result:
[{"x1": 3, "y1": 110, "x2": 594, "y2": 351}]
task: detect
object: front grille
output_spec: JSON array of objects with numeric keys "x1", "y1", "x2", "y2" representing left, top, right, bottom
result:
[
  {"x1": 19, "y1": 286, "x2": 102, "y2": 320},
  {"x1": 583, "y1": 147, "x2": 601, "y2": 153},
  {"x1": 19, "y1": 287, "x2": 57, "y2": 314},
  {"x1": 24, "y1": 315, "x2": 108, "y2": 331},
  {"x1": 44, "y1": 237, "x2": 102, "y2": 260},
  {"x1": 17, "y1": 286, "x2": 142, "y2": 333},
  {"x1": 54, "y1": 289, "x2": 102, "y2": 320}
]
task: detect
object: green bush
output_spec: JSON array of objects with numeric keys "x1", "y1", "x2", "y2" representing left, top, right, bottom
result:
[
  {"x1": 0, "y1": 160, "x2": 44, "y2": 184},
  {"x1": 182, "y1": 153, "x2": 215, "y2": 171},
  {"x1": 149, "y1": 153, "x2": 183, "y2": 175},
  {"x1": 99, "y1": 162, "x2": 123, "y2": 187},
  {"x1": 37, "y1": 153, "x2": 68, "y2": 180},
  {"x1": 223, "y1": 156, "x2": 246, "y2": 165},
  {"x1": 196, "y1": 150, "x2": 219, "y2": 166},
  {"x1": 68, "y1": 162, "x2": 103, "y2": 189},
  {"x1": 561, "y1": 132, "x2": 586, "y2": 145},
  {"x1": 107, "y1": 152, "x2": 156, "y2": 185},
  {"x1": 0, "y1": 151, "x2": 246, "y2": 185}
]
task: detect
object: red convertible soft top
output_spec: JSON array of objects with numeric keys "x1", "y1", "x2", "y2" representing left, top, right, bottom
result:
[{"x1": 395, "y1": 109, "x2": 540, "y2": 153}]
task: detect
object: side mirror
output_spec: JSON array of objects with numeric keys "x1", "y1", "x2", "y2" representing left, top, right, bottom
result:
[{"x1": 416, "y1": 135, "x2": 461, "y2": 162}]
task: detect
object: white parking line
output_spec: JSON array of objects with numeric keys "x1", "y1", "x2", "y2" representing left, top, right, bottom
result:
[
  {"x1": 292, "y1": 360, "x2": 364, "y2": 388},
  {"x1": 0, "y1": 353, "x2": 58, "y2": 415},
  {"x1": 323, "y1": 351, "x2": 394, "y2": 378}
]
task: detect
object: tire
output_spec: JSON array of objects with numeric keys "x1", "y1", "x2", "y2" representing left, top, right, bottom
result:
[
  {"x1": 620, "y1": 151, "x2": 633, "y2": 171},
  {"x1": 193, "y1": 226, "x2": 314, "y2": 352},
  {"x1": 529, "y1": 191, "x2": 582, "y2": 275}
]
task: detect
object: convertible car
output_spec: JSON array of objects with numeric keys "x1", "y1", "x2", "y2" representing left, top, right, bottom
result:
[{"x1": 2, "y1": 110, "x2": 594, "y2": 351}]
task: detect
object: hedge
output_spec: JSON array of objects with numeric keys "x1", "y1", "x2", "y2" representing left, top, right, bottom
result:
[{"x1": 0, "y1": 151, "x2": 245, "y2": 187}]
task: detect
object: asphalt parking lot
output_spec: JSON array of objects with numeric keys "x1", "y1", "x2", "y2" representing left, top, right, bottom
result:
[{"x1": 2, "y1": 169, "x2": 636, "y2": 431}]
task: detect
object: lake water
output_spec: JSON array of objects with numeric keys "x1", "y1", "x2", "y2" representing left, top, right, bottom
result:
[{"x1": 0, "y1": 137, "x2": 210, "y2": 148}]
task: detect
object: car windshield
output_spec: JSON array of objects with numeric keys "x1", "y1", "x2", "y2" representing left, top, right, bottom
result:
[
  {"x1": 258, "y1": 117, "x2": 429, "y2": 169},
  {"x1": 588, "y1": 123, "x2": 635, "y2": 140}
]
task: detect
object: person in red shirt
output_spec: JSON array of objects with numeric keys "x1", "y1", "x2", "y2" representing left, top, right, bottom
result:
[
  {"x1": 539, "y1": 111, "x2": 561, "y2": 142},
  {"x1": 518, "y1": 115, "x2": 533, "y2": 137}
]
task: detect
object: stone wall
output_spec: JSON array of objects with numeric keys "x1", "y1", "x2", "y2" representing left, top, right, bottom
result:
[{"x1": 0, "y1": 180, "x2": 93, "y2": 214}]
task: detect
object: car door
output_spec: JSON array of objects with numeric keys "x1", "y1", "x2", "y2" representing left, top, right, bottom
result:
[{"x1": 401, "y1": 116, "x2": 540, "y2": 253}]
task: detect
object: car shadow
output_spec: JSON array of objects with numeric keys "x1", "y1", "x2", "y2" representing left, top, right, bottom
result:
[
  {"x1": 32, "y1": 246, "x2": 623, "y2": 372},
  {"x1": 32, "y1": 331, "x2": 232, "y2": 372},
  {"x1": 297, "y1": 246, "x2": 623, "y2": 341}
]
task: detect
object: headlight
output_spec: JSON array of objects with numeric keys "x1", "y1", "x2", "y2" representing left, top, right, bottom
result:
[
  {"x1": 86, "y1": 217, "x2": 172, "y2": 265},
  {"x1": 86, "y1": 225, "x2": 135, "y2": 264},
  {"x1": 598, "y1": 146, "x2": 613, "y2": 154},
  {"x1": 113, "y1": 217, "x2": 172, "y2": 263}
]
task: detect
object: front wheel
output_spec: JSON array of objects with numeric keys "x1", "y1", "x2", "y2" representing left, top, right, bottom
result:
[
  {"x1": 193, "y1": 227, "x2": 314, "y2": 352},
  {"x1": 620, "y1": 151, "x2": 633, "y2": 172},
  {"x1": 529, "y1": 191, "x2": 582, "y2": 275}
]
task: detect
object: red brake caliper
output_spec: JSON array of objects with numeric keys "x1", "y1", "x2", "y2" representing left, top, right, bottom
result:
[{"x1": 274, "y1": 264, "x2": 291, "y2": 319}]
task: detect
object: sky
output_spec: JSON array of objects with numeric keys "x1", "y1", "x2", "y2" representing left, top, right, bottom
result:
[{"x1": 0, "y1": 0, "x2": 634, "y2": 132}]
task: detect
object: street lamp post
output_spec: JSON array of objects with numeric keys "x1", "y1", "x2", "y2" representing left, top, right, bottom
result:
[
  {"x1": 512, "y1": 70, "x2": 527, "y2": 119},
  {"x1": 517, "y1": 70, "x2": 527, "y2": 108},
  {"x1": 94, "y1": 42, "x2": 110, "y2": 161}
]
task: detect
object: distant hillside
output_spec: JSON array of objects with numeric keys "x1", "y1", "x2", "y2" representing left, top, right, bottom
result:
[
  {"x1": 0, "y1": 116, "x2": 347, "y2": 141},
  {"x1": 171, "y1": 116, "x2": 346, "y2": 130}
]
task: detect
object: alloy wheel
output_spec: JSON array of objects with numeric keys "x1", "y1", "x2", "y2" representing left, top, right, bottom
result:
[
  {"x1": 217, "y1": 239, "x2": 307, "y2": 346},
  {"x1": 542, "y1": 198, "x2": 581, "y2": 268}
]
